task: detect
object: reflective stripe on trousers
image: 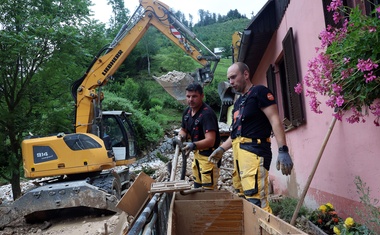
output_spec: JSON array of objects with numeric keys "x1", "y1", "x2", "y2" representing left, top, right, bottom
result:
[{"x1": 232, "y1": 136, "x2": 272, "y2": 213}]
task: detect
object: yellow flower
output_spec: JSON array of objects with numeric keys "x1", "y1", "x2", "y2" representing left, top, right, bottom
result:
[
  {"x1": 326, "y1": 203, "x2": 334, "y2": 210},
  {"x1": 319, "y1": 205, "x2": 327, "y2": 212},
  {"x1": 345, "y1": 217, "x2": 355, "y2": 228},
  {"x1": 333, "y1": 226, "x2": 341, "y2": 235}
]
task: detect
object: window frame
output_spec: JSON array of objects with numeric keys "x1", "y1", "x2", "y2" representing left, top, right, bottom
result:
[{"x1": 266, "y1": 27, "x2": 304, "y2": 131}]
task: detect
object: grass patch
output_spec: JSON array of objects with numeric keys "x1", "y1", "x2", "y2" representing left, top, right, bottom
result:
[
  {"x1": 271, "y1": 196, "x2": 311, "y2": 223},
  {"x1": 157, "y1": 152, "x2": 170, "y2": 163}
]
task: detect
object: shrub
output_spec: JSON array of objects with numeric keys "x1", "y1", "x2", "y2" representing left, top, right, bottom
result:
[
  {"x1": 270, "y1": 197, "x2": 310, "y2": 223},
  {"x1": 354, "y1": 176, "x2": 380, "y2": 233}
]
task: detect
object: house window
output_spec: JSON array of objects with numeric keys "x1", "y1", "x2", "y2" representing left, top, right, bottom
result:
[
  {"x1": 267, "y1": 28, "x2": 304, "y2": 131},
  {"x1": 364, "y1": 0, "x2": 380, "y2": 16},
  {"x1": 266, "y1": 64, "x2": 277, "y2": 104},
  {"x1": 322, "y1": 0, "x2": 380, "y2": 27}
]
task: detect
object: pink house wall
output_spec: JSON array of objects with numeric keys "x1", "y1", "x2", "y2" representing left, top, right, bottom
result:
[{"x1": 251, "y1": 0, "x2": 380, "y2": 220}]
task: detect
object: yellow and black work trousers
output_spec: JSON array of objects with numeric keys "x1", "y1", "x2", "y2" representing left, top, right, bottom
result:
[
  {"x1": 192, "y1": 151, "x2": 219, "y2": 190},
  {"x1": 232, "y1": 136, "x2": 272, "y2": 213}
]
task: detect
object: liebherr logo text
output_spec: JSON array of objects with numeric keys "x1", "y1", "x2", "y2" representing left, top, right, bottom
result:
[{"x1": 102, "y1": 50, "x2": 123, "y2": 75}]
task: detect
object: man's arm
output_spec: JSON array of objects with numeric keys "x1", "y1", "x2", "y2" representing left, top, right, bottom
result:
[
  {"x1": 262, "y1": 104, "x2": 286, "y2": 147},
  {"x1": 194, "y1": 130, "x2": 216, "y2": 150},
  {"x1": 262, "y1": 104, "x2": 293, "y2": 175},
  {"x1": 220, "y1": 136, "x2": 232, "y2": 150}
]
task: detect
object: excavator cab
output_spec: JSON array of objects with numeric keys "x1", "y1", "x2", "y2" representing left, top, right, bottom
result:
[{"x1": 101, "y1": 111, "x2": 137, "y2": 166}]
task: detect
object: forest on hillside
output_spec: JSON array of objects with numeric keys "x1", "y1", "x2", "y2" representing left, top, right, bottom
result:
[{"x1": 0, "y1": 0, "x2": 251, "y2": 198}]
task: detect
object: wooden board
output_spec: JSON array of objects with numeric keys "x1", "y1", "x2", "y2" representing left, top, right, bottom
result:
[
  {"x1": 150, "y1": 180, "x2": 191, "y2": 193},
  {"x1": 116, "y1": 172, "x2": 154, "y2": 216},
  {"x1": 242, "y1": 199, "x2": 306, "y2": 235},
  {"x1": 168, "y1": 191, "x2": 307, "y2": 235}
]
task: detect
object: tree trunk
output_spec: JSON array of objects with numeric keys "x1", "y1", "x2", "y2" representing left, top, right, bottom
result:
[
  {"x1": 8, "y1": 123, "x2": 23, "y2": 200},
  {"x1": 146, "y1": 44, "x2": 150, "y2": 75},
  {"x1": 11, "y1": 170, "x2": 21, "y2": 200}
]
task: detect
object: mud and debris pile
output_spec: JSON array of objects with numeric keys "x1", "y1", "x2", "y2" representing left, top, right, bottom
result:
[
  {"x1": 175, "y1": 148, "x2": 235, "y2": 192},
  {"x1": 153, "y1": 71, "x2": 194, "y2": 105}
]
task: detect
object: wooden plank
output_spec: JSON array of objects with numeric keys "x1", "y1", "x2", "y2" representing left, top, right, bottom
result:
[
  {"x1": 242, "y1": 199, "x2": 307, "y2": 235},
  {"x1": 150, "y1": 180, "x2": 191, "y2": 193},
  {"x1": 116, "y1": 172, "x2": 154, "y2": 216},
  {"x1": 174, "y1": 190, "x2": 236, "y2": 201}
]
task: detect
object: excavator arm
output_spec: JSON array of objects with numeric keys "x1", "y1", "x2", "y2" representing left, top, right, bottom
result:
[{"x1": 72, "y1": 0, "x2": 220, "y2": 134}]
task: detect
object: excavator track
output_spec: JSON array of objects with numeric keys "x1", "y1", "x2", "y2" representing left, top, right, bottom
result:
[{"x1": 0, "y1": 168, "x2": 133, "y2": 227}]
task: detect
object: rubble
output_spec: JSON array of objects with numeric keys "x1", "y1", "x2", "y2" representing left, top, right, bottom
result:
[
  {"x1": 153, "y1": 71, "x2": 194, "y2": 83},
  {"x1": 153, "y1": 71, "x2": 195, "y2": 104}
]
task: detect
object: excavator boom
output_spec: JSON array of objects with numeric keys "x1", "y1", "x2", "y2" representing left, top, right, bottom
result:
[{"x1": 72, "y1": 0, "x2": 219, "y2": 134}]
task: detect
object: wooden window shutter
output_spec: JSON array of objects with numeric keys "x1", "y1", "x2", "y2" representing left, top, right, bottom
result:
[
  {"x1": 266, "y1": 64, "x2": 277, "y2": 103},
  {"x1": 321, "y1": 0, "x2": 348, "y2": 28},
  {"x1": 282, "y1": 27, "x2": 304, "y2": 126}
]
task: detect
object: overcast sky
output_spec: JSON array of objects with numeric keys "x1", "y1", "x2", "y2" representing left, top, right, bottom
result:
[{"x1": 91, "y1": 0, "x2": 268, "y2": 24}]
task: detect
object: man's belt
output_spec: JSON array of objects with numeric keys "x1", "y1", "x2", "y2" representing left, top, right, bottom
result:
[{"x1": 232, "y1": 136, "x2": 271, "y2": 144}]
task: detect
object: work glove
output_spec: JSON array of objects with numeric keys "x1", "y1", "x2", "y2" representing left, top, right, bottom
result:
[
  {"x1": 172, "y1": 134, "x2": 185, "y2": 148},
  {"x1": 208, "y1": 146, "x2": 225, "y2": 164},
  {"x1": 182, "y1": 142, "x2": 196, "y2": 156},
  {"x1": 276, "y1": 146, "x2": 293, "y2": 176}
]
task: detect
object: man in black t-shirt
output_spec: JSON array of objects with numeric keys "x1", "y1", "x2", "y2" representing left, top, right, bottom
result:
[
  {"x1": 177, "y1": 82, "x2": 221, "y2": 189},
  {"x1": 208, "y1": 62, "x2": 293, "y2": 213}
]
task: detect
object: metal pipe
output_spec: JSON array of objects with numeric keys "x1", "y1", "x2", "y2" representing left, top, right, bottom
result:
[
  {"x1": 141, "y1": 192, "x2": 169, "y2": 234},
  {"x1": 167, "y1": 13, "x2": 197, "y2": 39},
  {"x1": 142, "y1": 213, "x2": 157, "y2": 235},
  {"x1": 128, "y1": 193, "x2": 161, "y2": 235},
  {"x1": 167, "y1": 13, "x2": 217, "y2": 57}
]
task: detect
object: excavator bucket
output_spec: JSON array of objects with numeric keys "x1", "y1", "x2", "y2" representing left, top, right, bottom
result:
[
  {"x1": 218, "y1": 81, "x2": 235, "y2": 106},
  {"x1": 153, "y1": 71, "x2": 195, "y2": 105},
  {"x1": 218, "y1": 81, "x2": 236, "y2": 124}
]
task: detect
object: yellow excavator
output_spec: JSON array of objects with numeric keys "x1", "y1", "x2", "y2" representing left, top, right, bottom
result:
[{"x1": 0, "y1": 0, "x2": 219, "y2": 226}]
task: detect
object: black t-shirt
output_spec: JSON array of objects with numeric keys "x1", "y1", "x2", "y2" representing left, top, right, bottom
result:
[
  {"x1": 231, "y1": 85, "x2": 276, "y2": 139},
  {"x1": 181, "y1": 103, "x2": 220, "y2": 156}
]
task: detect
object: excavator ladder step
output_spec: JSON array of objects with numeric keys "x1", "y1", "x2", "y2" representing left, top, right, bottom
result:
[{"x1": 150, "y1": 180, "x2": 191, "y2": 193}]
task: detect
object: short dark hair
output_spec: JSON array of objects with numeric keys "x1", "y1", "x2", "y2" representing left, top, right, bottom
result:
[
  {"x1": 235, "y1": 62, "x2": 250, "y2": 75},
  {"x1": 186, "y1": 82, "x2": 203, "y2": 95}
]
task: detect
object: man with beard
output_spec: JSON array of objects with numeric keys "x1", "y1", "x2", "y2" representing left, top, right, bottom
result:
[{"x1": 177, "y1": 82, "x2": 221, "y2": 190}]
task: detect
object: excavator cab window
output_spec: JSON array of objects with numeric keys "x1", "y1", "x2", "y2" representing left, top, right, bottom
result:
[
  {"x1": 103, "y1": 117, "x2": 124, "y2": 147},
  {"x1": 120, "y1": 113, "x2": 137, "y2": 158},
  {"x1": 102, "y1": 113, "x2": 137, "y2": 161},
  {"x1": 64, "y1": 134, "x2": 102, "y2": 150}
]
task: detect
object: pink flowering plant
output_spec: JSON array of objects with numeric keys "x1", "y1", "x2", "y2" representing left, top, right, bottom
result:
[{"x1": 296, "y1": 0, "x2": 380, "y2": 125}]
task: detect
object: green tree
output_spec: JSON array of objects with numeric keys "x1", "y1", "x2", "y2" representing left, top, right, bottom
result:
[
  {"x1": 0, "y1": 0, "x2": 98, "y2": 200},
  {"x1": 107, "y1": 0, "x2": 129, "y2": 30}
]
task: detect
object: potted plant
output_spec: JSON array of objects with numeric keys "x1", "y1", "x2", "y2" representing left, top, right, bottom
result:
[{"x1": 295, "y1": 0, "x2": 380, "y2": 125}]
